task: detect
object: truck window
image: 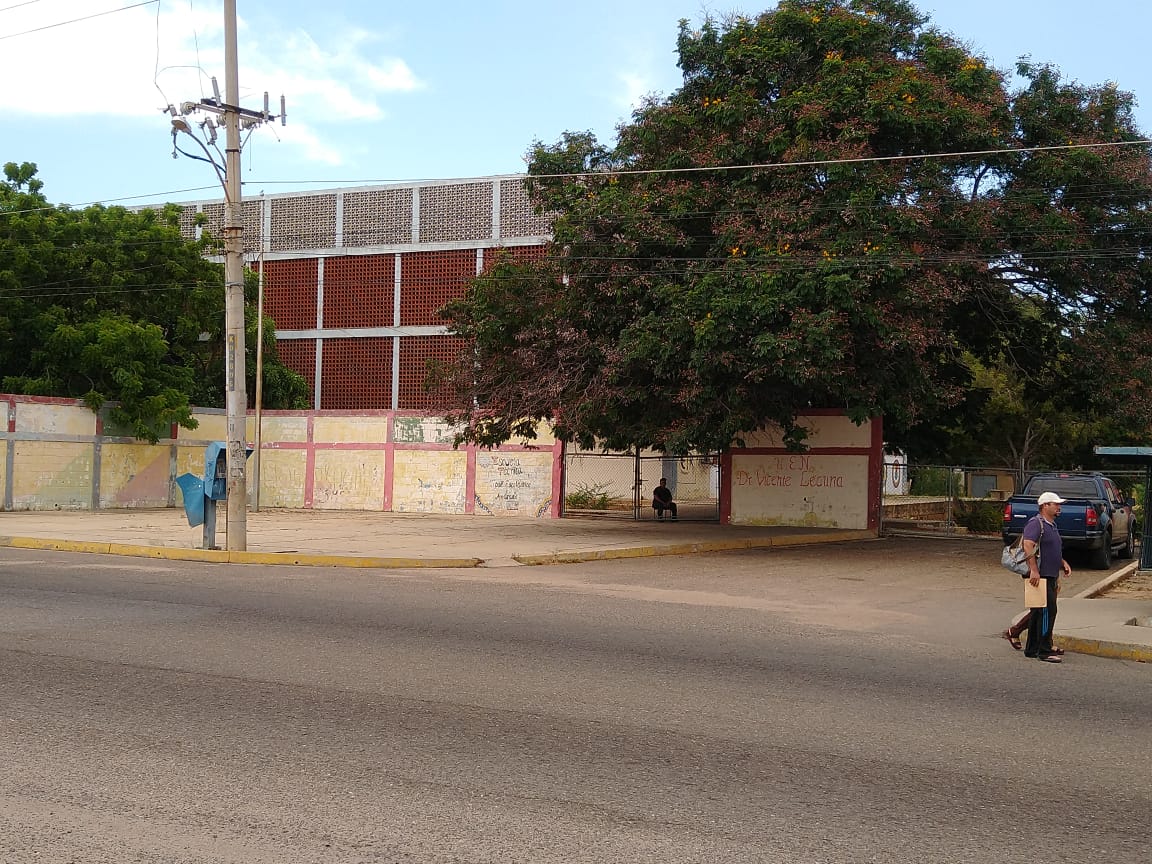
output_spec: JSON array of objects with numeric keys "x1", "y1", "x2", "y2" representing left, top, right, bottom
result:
[{"x1": 1025, "y1": 478, "x2": 1099, "y2": 499}]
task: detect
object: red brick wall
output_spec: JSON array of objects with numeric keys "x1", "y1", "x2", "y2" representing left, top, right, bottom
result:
[
  {"x1": 399, "y1": 249, "x2": 477, "y2": 326},
  {"x1": 263, "y1": 259, "x2": 318, "y2": 330},
  {"x1": 324, "y1": 254, "x2": 395, "y2": 328},
  {"x1": 398, "y1": 335, "x2": 470, "y2": 411},
  {"x1": 320, "y1": 337, "x2": 394, "y2": 410}
]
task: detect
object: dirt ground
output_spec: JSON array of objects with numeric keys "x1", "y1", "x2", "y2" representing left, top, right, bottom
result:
[{"x1": 1106, "y1": 566, "x2": 1152, "y2": 599}]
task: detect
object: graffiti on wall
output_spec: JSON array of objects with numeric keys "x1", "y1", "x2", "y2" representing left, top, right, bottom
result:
[{"x1": 474, "y1": 452, "x2": 553, "y2": 517}]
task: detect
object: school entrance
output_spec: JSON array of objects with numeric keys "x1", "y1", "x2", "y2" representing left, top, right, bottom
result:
[{"x1": 560, "y1": 449, "x2": 721, "y2": 521}]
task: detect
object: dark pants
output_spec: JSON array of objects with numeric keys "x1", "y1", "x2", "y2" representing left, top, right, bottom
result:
[
  {"x1": 654, "y1": 501, "x2": 677, "y2": 519},
  {"x1": 1024, "y1": 578, "x2": 1059, "y2": 658}
]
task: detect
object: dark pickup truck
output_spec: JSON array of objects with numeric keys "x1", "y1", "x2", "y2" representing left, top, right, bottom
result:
[{"x1": 1002, "y1": 472, "x2": 1137, "y2": 569}]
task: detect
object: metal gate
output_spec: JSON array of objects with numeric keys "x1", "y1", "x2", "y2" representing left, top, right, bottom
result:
[{"x1": 560, "y1": 448, "x2": 721, "y2": 521}]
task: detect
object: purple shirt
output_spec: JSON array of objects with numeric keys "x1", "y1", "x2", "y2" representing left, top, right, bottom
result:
[{"x1": 1022, "y1": 515, "x2": 1062, "y2": 579}]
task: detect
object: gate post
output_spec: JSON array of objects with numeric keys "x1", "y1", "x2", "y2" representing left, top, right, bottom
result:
[{"x1": 633, "y1": 446, "x2": 642, "y2": 520}]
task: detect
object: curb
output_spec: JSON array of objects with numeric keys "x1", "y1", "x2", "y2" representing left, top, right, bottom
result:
[
  {"x1": 1, "y1": 528, "x2": 880, "y2": 569},
  {"x1": 512, "y1": 530, "x2": 878, "y2": 566},
  {"x1": 1074, "y1": 562, "x2": 1141, "y2": 599},
  {"x1": 0, "y1": 536, "x2": 482, "y2": 569},
  {"x1": 1055, "y1": 633, "x2": 1152, "y2": 663}
]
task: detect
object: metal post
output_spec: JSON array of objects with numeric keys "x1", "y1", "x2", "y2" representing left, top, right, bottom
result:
[
  {"x1": 634, "y1": 446, "x2": 642, "y2": 520},
  {"x1": 204, "y1": 496, "x2": 217, "y2": 550},
  {"x1": 222, "y1": 0, "x2": 247, "y2": 550},
  {"x1": 253, "y1": 244, "x2": 265, "y2": 512},
  {"x1": 1142, "y1": 464, "x2": 1152, "y2": 571}
]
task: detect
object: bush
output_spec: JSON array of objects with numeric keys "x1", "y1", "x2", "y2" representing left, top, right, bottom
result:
[
  {"x1": 954, "y1": 499, "x2": 1004, "y2": 534},
  {"x1": 565, "y1": 482, "x2": 613, "y2": 510},
  {"x1": 909, "y1": 467, "x2": 955, "y2": 496}
]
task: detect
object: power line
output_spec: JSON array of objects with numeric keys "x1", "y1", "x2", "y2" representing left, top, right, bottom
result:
[
  {"x1": 242, "y1": 139, "x2": 1152, "y2": 188},
  {"x1": 3, "y1": 137, "x2": 1146, "y2": 220},
  {"x1": 0, "y1": 1, "x2": 45, "y2": 13},
  {"x1": 0, "y1": 185, "x2": 221, "y2": 217},
  {"x1": 0, "y1": 0, "x2": 157, "y2": 41}
]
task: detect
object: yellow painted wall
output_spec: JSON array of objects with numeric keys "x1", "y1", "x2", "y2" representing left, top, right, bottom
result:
[
  {"x1": 184, "y1": 412, "x2": 228, "y2": 442},
  {"x1": 313, "y1": 416, "x2": 389, "y2": 444},
  {"x1": 730, "y1": 453, "x2": 870, "y2": 528},
  {"x1": 253, "y1": 450, "x2": 307, "y2": 508},
  {"x1": 255, "y1": 416, "x2": 308, "y2": 443},
  {"x1": 99, "y1": 443, "x2": 171, "y2": 508},
  {"x1": 392, "y1": 416, "x2": 455, "y2": 444},
  {"x1": 16, "y1": 402, "x2": 96, "y2": 436},
  {"x1": 393, "y1": 450, "x2": 467, "y2": 514},
  {"x1": 475, "y1": 451, "x2": 554, "y2": 517},
  {"x1": 2, "y1": 401, "x2": 566, "y2": 516},
  {"x1": 740, "y1": 415, "x2": 873, "y2": 449},
  {"x1": 176, "y1": 445, "x2": 209, "y2": 480},
  {"x1": 12, "y1": 441, "x2": 93, "y2": 509},
  {"x1": 313, "y1": 450, "x2": 387, "y2": 510}
]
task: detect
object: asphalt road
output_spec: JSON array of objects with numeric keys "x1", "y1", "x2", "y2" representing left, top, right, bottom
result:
[{"x1": 1, "y1": 538, "x2": 1149, "y2": 863}]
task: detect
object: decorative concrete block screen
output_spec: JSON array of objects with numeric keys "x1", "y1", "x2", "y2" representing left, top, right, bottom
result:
[
  {"x1": 1, "y1": 395, "x2": 561, "y2": 518},
  {"x1": 160, "y1": 175, "x2": 552, "y2": 413},
  {"x1": 722, "y1": 412, "x2": 882, "y2": 530}
]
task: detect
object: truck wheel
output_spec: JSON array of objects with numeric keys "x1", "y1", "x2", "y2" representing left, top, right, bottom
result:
[
  {"x1": 1119, "y1": 530, "x2": 1134, "y2": 560},
  {"x1": 1091, "y1": 533, "x2": 1113, "y2": 570}
]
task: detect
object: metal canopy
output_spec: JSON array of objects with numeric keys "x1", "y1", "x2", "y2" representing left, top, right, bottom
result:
[{"x1": 1094, "y1": 446, "x2": 1152, "y2": 463}]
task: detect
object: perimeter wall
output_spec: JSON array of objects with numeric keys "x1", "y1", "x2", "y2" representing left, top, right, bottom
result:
[{"x1": 1, "y1": 395, "x2": 560, "y2": 517}]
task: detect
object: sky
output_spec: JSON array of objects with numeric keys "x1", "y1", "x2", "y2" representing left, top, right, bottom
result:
[{"x1": 2, "y1": 0, "x2": 1151, "y2": 208}]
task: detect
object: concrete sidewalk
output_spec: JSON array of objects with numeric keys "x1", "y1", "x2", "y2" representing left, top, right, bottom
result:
[
  {"x1": 1, "y1": 508, "x2": 1149, "y2": 664},
  {"x1": 0, "y1": 508, "x2": 875, "y2": 568}
]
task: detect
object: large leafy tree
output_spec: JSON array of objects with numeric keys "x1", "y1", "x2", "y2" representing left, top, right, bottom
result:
[
  {"x1": 441, "y1": 0, "x2": 1152, "y2": 464},
  {"x1": 443, "y1": 0, "x2": 1011, "y2": 452},
  {"x1": 910, "y1": 61, "x2": 1152, "y2": 467},
  {"x1": 0, "y1": 162, "x2": 309, "y2": 441}
]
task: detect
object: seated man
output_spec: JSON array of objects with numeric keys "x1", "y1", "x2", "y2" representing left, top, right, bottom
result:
[{"x1": 652, "y1": 478, "x2": 678, "y2": 521}]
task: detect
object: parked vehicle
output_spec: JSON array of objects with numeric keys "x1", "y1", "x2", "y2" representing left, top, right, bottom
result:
[{"x1": 1002, "y1": 472, "x2": 1137, "y2": 569}]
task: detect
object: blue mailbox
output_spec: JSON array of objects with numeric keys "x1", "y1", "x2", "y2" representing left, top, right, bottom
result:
[{"x1": 177, "y1": 442, "x2": 253, "y2": 548}]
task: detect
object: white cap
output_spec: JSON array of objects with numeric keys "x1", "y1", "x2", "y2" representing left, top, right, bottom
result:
[{"x1": 1037, "y1": 491, "x2": 1066, "y2": 506}]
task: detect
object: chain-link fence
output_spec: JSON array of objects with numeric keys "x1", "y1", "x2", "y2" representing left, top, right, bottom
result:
[
  {"x1": 883, "y1": 461, "x2": 1147, "y2": 532},
  {"x1": 562, "y1": 450, "x2": 721, "y2": 521}
]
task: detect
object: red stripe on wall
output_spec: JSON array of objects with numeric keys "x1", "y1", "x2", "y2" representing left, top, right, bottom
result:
[
  {"x1": 550, "y1": 440, "x2": 564, "y2": 518},
  {"x1": 464, "y1": 446, "x2": 477, "y2": 514}
]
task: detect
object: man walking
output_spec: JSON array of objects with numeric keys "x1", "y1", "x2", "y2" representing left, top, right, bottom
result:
[{"x1": 1021, "y1": 491, "x2": 1072, "y2": 663}]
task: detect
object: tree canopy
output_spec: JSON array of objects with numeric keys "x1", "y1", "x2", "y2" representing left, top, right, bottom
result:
[
  {"x1": 441, "y1": 0, "x2": 1152, "y2": 466},
  {"x1": 0, "y1": 162, "x2": 309, "y2": 441}
]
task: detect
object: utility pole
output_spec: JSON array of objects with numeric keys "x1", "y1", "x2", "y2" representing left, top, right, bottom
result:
[
  {"x1": 167, "y1": 0, "x2": 285, "y2": 551},
  {"x1": 222, "y1": 0, "x2": 246, "y2": 550}
]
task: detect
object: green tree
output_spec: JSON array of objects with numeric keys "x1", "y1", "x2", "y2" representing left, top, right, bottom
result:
[
  {"x1": 441, "y1": 1, "x2": 1152, "y2": 461},
  {"x1": 442, "y1": 1, "x2": 1012, "y2": 451},
  {"x1": 907, "y1": 61, "x2": 1152, "y2": 468},
  {"x1": 0, "y1": 162, "x2": 310, "y2": 441}
]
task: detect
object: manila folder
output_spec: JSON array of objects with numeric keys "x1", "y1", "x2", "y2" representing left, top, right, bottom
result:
[{"x1": 1024, "y1": 578, "x2": 1048, "y2": 608}]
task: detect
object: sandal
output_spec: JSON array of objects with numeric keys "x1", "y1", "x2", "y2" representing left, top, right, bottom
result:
[
  {"x1": 1003, "y1": 630, "x2": 1022, "y2": 651},
  {"x1": 1038, "y1": 654, "x2": 1063, "y2": 663}
]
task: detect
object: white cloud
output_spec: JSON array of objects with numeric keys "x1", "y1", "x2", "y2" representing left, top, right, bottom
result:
[
  {"x1": 0, "y1": 1, "x2": 422, "y2": 163},
  {"x1": 616, "y1": 71, "x2": 655, "y2": 113}
]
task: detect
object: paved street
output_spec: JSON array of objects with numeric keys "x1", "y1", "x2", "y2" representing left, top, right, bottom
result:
[{"x1": 1, "y1": 537, "x2": 1149, "y2": 863}]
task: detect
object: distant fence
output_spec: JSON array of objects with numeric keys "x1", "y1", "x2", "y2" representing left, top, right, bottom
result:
[
  {"x1": 882, "y1": 461, "x2": 1147, "y2": 527},
  {"x1": 561, "y1": 450, "x2": 720, "y2": 521}
]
